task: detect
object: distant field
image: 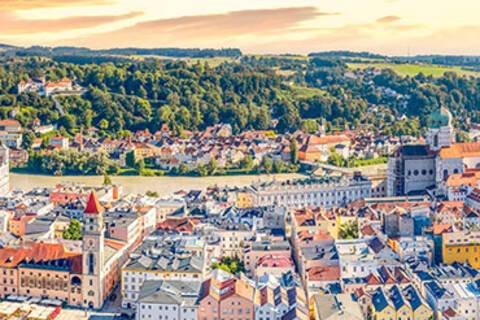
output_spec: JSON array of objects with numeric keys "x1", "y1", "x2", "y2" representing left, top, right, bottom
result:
[
  {"x1": 347, "y1": 62, "x2": 480, "y2": 77},
  {"x1": 129, "y1": 55, "x2": 237, "y2": 67},
  {"x1": 250, "y1": 54, "x2": 309, "y2": 60}
]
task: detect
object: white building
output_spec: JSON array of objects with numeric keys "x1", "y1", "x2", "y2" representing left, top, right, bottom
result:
[
  {"x1": 121, "y1": 234, "x2": 205, "y2": 308},
  {"x1": 135, "y1": 280, "x2": 200, "y2": 320},
  {"x1": 254, "y1": 272, "x2": 309, "y2": 320},
  {"x1": 250, "y1": 174, "x2": 372, "y2": 209},
  {"x1": 0, "y1": 145, "x2": 9, "y2": 196},
  {"x1": 336, "y1": 239, "x2": 378, "y2": 279}
]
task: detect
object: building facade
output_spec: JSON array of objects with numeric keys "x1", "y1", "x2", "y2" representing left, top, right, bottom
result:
[{"x1": 251, "y1": 174, "x2": 372, "y2": 209}]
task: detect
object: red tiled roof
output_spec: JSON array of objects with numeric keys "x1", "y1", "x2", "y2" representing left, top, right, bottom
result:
[
  {"x1": 256, "y1": 255, "x2": 294, "y2": 268},
  {"x1": 360, "y1": 224, "x2": 377, "y2": 236},
  {"x1": 307, "y1": 266, "x2": 340, "y2": 282},
  {"x1": 439, "y1": 142, "x2": 480, "y2": 159},
  {"x1": 0, "y1": 243, "x2": 82, "y2": 273},
  {"x1": 0, "y1": 119, "x2": 21, "y2": 126}
]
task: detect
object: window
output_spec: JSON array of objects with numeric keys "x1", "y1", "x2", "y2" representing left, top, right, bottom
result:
[{"x1": 88, "y1": 253, "x2": 95, "y2": 275}]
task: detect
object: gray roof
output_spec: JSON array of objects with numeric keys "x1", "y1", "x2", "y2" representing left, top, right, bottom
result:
[
  {"x1": 313, "y1": 294, "x2": 364, "y2": 320},
  {"x1": 138, "y1": 280, "x2": 201, "y2": 306},
  {"x1": 126, "y1": 235, "x2": 204, "y2": 273}
]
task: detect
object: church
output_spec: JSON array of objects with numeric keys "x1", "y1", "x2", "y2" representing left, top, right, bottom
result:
[{"x1": 387, "y1": 107, "x2": 480, "y2": 197}]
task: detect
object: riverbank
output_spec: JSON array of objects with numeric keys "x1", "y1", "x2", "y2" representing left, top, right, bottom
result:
[{"x1": 10, "y1": 172, "x2": 307, "y2": 197}]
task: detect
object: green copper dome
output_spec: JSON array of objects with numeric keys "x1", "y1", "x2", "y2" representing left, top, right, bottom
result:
[{"x1": 428, "y1": 106, "x2": 452, "y2": 129}]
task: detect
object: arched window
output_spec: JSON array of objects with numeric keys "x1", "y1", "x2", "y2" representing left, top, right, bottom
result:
[
  {"x1": 443, "y1": 169, "x2": 449, "y2": 181},
  {"x1": 434, "y1": 134, "x2": 439, "y2": 148},
  {"x1": 88, "y1": 253, "x2": 95, "y2": 275}
]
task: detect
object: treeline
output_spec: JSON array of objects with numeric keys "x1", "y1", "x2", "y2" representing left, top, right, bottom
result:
[
  {"x1": 5, "y1": 46, "x2": 242, "y2": 58},
  {"x1": 27, "y1": 150, "x2": 118, "y2": 176}
]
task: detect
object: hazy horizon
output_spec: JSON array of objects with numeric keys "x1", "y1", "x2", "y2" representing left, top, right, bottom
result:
[{"x1": 1, "y1": 0, "x2": 479, "y2": 55}]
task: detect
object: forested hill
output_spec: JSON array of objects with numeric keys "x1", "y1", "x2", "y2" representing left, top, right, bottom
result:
[
  {"x1": 1, "y1": 53, "x2": 480, "y2": 141},
  {"x1": 5, "y1": 46, "x2": 242, "y2": 58}
]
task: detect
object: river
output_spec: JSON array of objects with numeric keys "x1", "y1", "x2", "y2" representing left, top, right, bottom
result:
[{"x1": 9, "y1": 173, "x2": 306, "y2": 197}]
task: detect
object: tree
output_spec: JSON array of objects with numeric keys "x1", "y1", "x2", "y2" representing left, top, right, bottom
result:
[
  {"x1": 207, "y1": 158, "x2": 218, "y2": 175},
  {"x1": 240, "y1": 154, "x2": 254, "y2": 171},
  {"x1": 273, "y1": 159, "x2": 287, "y2": 173},
  {"x1": 99, "y1": 119, "x2": 109, "y2": 130},
  {"x1": 261, "y1": 156, "x2": 273, "y2": 173},
  {"x1": 211, "y1": 256, "x2": 245, "y2": 275},
  {"x1": 339, "y1": 221, "x2": 359, "y2": 240},
  {"x1": 22, "y1": 131, "x2": 36, "y2": 150},
  {"x1": 327, "y1": 152, "x2": 344, "y2": 167},
  {"x1": 146, "y1": 190, "x2": 159, "y2": 197},
  {"x1": 290, "y1": 139, "x2": 298, "y2": 164},
  {"x1": 125, "y1": 150, "x2": 136, "y2": 168},
  {"x1": 301, "y1": 119, "x2": 319, "y2": 134},
  {"x1": 136, "y1": 157, "x2": 145, "y2": 171},
  {"x1": 103, "y1": 174, "x2": 112, "y2": 185},
  {"x1": 63, "y1": 219, "x2": 83, "y2": 240}
]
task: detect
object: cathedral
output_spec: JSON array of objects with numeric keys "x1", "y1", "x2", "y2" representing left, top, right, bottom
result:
[{"x1": 387, "y1": 107, "x2": 480, "y2": 197}]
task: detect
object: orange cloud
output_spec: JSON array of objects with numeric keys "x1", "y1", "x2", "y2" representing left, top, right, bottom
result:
[
  {"x1": 0, "y1": 11, "x2": 142, "y2": 35},
  {"x1": 376, "y1": 15, "x2": 401, "y2": 24},
  {"x1": 0, "y1": 0, "x2": 111, "y2": 10},
  {"x1": 68, "y1": 7, "x2": 331, "y2": 48}
]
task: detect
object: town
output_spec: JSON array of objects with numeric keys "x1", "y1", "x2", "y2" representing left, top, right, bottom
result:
[
  {"x1": 0, "y1": 105, "x2": 479, "y2": 320},
  {"x1": 3, "y1": 77, "x2": 414, "y2": 178}
]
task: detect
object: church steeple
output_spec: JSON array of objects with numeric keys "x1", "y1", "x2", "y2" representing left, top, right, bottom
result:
[
  {"x1": 82, "y1": 191, "x2": 105, "y2": 309},
  {"x1": 85, "y1": 191, "x2": 103, "y2": 215}
]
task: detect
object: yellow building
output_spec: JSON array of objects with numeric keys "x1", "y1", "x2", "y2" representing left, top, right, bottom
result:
[
  {"x1": 371, "y1": 288, "x2": 395, "y2": 320},
  {"x1": 442, "y1": 231, "x2": 480, "y2": 269},
  {"x1": 291, "y1": 208, "x2": 340, "y2": 240},
  {"x1": 235, "y1": 192, "x2": 254, "y2": 209},
  {"x1": 371, "y1": 285, "x2": 432, "y2": 320},
  {"x1": 412, "y1": 304, "x2": 433, "y2": 320}
]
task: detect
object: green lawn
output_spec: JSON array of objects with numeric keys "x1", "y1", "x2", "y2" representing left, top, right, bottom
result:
[
  {"x1": 347, "y1": 62, "x2": 480, "y2": 77},
  {"x1": 291, "y1": 85, "x2": 328, "y2": 98}
]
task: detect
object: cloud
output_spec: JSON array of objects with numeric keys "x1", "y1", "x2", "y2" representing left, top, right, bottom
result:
[
  {"x1": 67, "y1": 7, "x2": 332, "y2": 48},
  {"x1": 0, "y1": 0, "x2": 111, "y2": 10},
  {"x1": 0, "y1": 11, "x2": 142, "y2": 35},
  {"x1": 376, "y1": 15, "x2": 401, "y2": 24}
]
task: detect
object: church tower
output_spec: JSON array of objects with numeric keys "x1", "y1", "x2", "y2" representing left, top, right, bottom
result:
[
  {"x1": 426, "y1": 106, "x2": 454, "y2": 151},
  {"x1": 0, "y1": 145, "x2": 9, "y2": 195},
  {"x1": 82, "y1": 191, "x2": 105, "y2": 309}
]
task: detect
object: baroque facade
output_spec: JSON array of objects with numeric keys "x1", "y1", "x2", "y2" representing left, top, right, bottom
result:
[{"x1": 388, "y1": 107, "x2": 480, "y2": 196}]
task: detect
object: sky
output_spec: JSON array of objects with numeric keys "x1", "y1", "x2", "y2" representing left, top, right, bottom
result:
[{"x1": 0, "y1": 0, "x2": 479, "y2": 55}]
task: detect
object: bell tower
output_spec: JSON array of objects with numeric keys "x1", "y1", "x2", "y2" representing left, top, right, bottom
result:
[
  {"x1": 82, "y1": 191, "x2": 105, "y2": 309},
  {"x1": 426, "y1": 106, "x2": 454, "y2": 151}
]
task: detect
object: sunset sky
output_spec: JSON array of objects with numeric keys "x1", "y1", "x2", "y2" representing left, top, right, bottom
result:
[{"x1": 1, "y1": 0, "x2": 479, "y2": 55}]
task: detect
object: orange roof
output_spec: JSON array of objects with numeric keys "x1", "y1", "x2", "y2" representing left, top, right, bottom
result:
[
  {"x1": 433, "y1": 223, "x2": 452, "y2": 235},
  {"x1": 446, "y1": 169, "x2": 480, "y2": 187},
  {"x1": 0, "y1": 119, "x2": 21, "y2": 126},
  {"x1": 307, "y1": 134, "x2": 350, "y2": 146},
  {"x1": 105, "y1": 238, "x2": 127, "y2": 251},
  {"x1": 439, "y1": 142, "x2": 480, "y2": 159},
  {"x1": 297, "y1": 229, "x2": 334, "y2": 242},
  {"x1": 84, "y1": 191, "x2": 103, "y2": 215},
  {"x1": 307, "y1": 266, "x2": 340, "y2": 281},
  {"x1": 0, "y1": 243, "x2": 82, "y2": 273}
]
